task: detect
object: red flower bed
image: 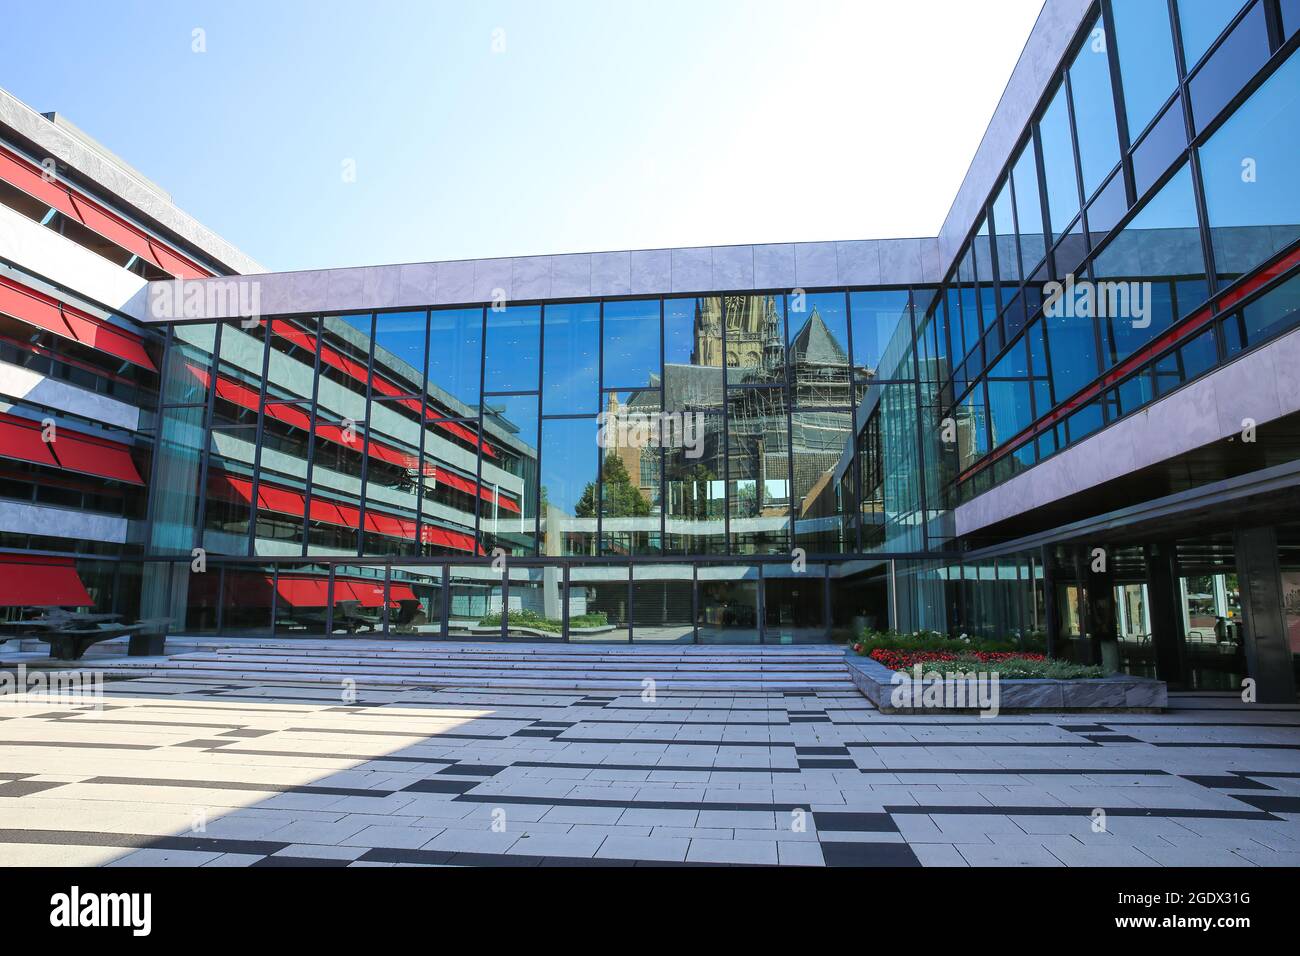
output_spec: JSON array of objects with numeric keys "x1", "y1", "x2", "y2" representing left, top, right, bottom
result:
[{"x1": 869, "y1": 649, "x2": 1046, "y2": 671}]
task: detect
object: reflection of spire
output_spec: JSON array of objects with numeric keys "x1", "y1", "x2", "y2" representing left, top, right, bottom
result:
[
  {"x1": 762, "y1": 295, "x2": 784, "y2": 371},
  {"x1": 790, "y1": 306, "x2": 848, "y2": 366}
]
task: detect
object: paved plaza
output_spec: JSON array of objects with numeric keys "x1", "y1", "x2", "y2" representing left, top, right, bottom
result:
[{"x1": 1, "y1": 643, "x2": 1298, "y2": 867}]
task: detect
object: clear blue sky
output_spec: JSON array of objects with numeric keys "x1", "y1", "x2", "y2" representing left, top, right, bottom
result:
[{"x1": 0, "y1": 0, "x2": 1044, "y2": 272}]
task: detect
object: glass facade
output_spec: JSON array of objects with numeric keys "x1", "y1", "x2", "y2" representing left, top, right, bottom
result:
[
  {"x1": 937, "y1": 0, "x2": 1300, "y2": 508},
  {"x1": 144, "y1": 285, "x2": 947, "y2": 641},
  {"x1": 92, "y1": 0, "x2": 1292, "y2": 679}
]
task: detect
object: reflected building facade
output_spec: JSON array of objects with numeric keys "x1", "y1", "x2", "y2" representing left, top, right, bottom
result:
[{"x1": 1, "y1": 0, "x2": 1299, "y2": 698}]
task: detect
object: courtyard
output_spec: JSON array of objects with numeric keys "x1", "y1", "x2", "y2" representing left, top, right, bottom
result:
[{"x1": 1, "y1": 643, "x2": 1297, "y2": 867}]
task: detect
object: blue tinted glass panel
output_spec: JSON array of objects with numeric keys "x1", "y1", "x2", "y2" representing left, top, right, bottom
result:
[
  {"x1": 1189, "y1": 2, "x2": 1270, "y2": 131},
  {"x1": 848, "y1": 290, "x2": 912, "y2": 379},
  {"x1": 373, "y1": 310, "x2": 427, "y2": 396},
  {"x1": 1132, "y1": 97, "x2": 1188, "y2": 197},
  {"x1": 1241, "y1": 273, "x2": 1300, "y2": 344},
  {"x1": 1092, "y1": 164, "x2": 1203, "y2": 361},
  {"x1": 1285, "y1": 0, "x2": 1300, "y2": 36},
  {"x1": 427, "y1": 308, "x2": 482, "y2": 411},
  {"x1": 1068, "y1": 19, "x2": 1122, "y2": 198},
  {"x1": 1043, "y1": 306, "x2": 1100, "y2": 403},
  {"x1": 957, "y1": 385, "x2": 989, "y2": 470},
  {"x1": 1011, "y1": 144, "x2": 1047, "y2": 269},
  {"x1": 986, "y1": 379, "x2": 1034, "y2": 449},
  {"x1": 541, "y1": 302, "x2": 599, "y2": 414},
  {"x1": 602, "y1": 299, "x2": 660, "y2": 390},
  {"x1": 1118, "y1": 368, "x2": 1155, "y2": 414},
  {"x1": 1086, "y1": 171, "x2": 1129, "y2": 248},
  {"x1": 1066, "y1": 401, "x2": 1104, "y2": 442},
  {"x1": 1112, "y1": 0, "x2": 1179, "y2": 137},
  {"x1": 1200, "y1": 48, "x2": 1300, "y2": 279},
  {"x1": 1179, "y1": 328, "x2": 1219, "y2": 379},
  {"x1": 484, "y1": 305, "x2": 540, "y2": 392},
  {"x1": 1178, "y1": 0, "x2": 1246, "y2": 69},
  {"x1": 1038, "y1": 85, "x2": 1081, "y2": 240},
  {"x1": 991, "y1": 177, "x2": 1020, "y2": 286}
]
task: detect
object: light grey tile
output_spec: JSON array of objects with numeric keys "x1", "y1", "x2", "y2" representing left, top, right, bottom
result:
[
  {"x1": 590, "y1": 251, "x2": 631, "y2": 296},
  {"x1": 794, "y1": 241, "x2": 838, "y2": 288},
  {"x1": 836, "y1": 241, "x2": 880, "y2": 285},
  {"x1": 473, "y1": 258, "x2": 513, "y2": 304},
  {"x1": 753, "y1": 243, "x2": 796, "y2": 289},
  {"x1": 434, "y1": 260, "x2": 475, "y2": 305},
  {"x1": 711, "y1": 245, "x2": 754, "y2": 290},
  {"x1": 670, "y1": 247, "x2": 713, "y2": 293},
  {"x1": 629, "y1": 249, "x2": 671, "y2": 294},
  {"x1": 397, "y1": 262, "x2": 437, "y2": 306},
  {"x1": 550, "y1": 253, "x2": 591, "y2": 298},
  {"x1": 511, "y1": 255, "x2": 551, "y2": 300}
]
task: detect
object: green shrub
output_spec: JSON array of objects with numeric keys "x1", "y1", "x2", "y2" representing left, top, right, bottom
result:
[{"x1": 929, "y1": 655, "x2": 1105, "y2": 679}]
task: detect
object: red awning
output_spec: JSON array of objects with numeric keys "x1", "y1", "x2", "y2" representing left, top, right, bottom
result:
[
  {"x1": 0, "y1": 411, "x2": 141, "y2": 484},
  {"x1": 390, "y1": 584, "x2": 419, "y2": 602},
  {"x1": 209, "y1": 470, "x2": 476, "y2": 554},
  {"x1": 0, "y1": 555, "x2": 93, "y2": 608},
  {"x1": 275, "y1": 575, "x2": 330, "y2": 607},
  {"x1": 0, "y1": 144, "x2": 210, "y2": 281},
  {"x1": 48, "y1": 431, "x2": 143, "y2": 484},
  {"x1": 0, "y1": 275, "x2": 157, "y2": 371},
  {"x1": 338, "y1": 579, "x2": 387, "y2": 607},
  {"x1": 0, "y1": 416, "x2": 59, "y2": 468}
]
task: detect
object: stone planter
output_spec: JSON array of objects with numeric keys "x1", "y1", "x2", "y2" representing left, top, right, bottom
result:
[{"x1": 844, "y1": 651, "x2": 1166, "y2": 713}]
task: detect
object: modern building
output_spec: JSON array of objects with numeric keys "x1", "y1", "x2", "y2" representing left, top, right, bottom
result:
[{"x1": 1, "y1": 0, "x2": 1297, "y2": 701}]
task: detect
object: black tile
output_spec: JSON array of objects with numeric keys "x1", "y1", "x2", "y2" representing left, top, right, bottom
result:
[
  {"x1": 1182, "y1": 774, "x2": 1274, "y2": 791},
  {"x1": 1230, "y1": 794, "x2": 1300, "y2": 814},
  {"x1": 798, "y1": 759, "x2": 857, "y2": 770},
  {"x1": 820, "y1": 842, "x2": 920, "y2": 867},
  {"x1": 360, "y1": 846, "x2": 453, "y2": 866},
  {"x1": 1083, "y1": 734, "x2": 1144, "y2": 744},
  {"x1": 436, "y1": 764, "x2": 507, "y2": 777},
  {"x1": 0, "y1": 780, "x2": 66, "y2": 797},
  {"x1": 796, "y1": 746, "x2": 850, "y2": 756},
  {"x1": 218, "y1": 728, "x2": 274, "y2": 738},
  {"x1": 446, "y1": 851, "x2": 542, "y2": 867},
  {"x1": 172, "y1": 739, "x2": 233, "y2": 748},
  {"x1": 812, "y1": 812, "x2": 898, "y2": 833},
  {"x1": 402, "y1": 778, "x2": 480, "y2": 794},
  {"x1": 252, "y1": 855, "x2": 351, "y2": 867}
]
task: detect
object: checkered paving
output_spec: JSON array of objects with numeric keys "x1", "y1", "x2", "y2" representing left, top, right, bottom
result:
[{"x1": 1, "y1": 655, "x2": 1298, "y2": 866}]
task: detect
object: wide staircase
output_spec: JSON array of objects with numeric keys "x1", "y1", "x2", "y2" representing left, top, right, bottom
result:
[{"x1": 96, "y1": 639, "x2": 855, "y2": 693}]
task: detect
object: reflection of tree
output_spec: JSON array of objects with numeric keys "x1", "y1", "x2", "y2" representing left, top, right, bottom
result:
[
  {"x1": 575, "y1": 454, "x2": 651, "y2": 518},
  {"x1": 672, "y1": 463, "x2": 719, "y2": 520}
]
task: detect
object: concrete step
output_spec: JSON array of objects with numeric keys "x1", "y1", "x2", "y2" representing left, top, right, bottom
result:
[{"x1": 97, "y1": 639, "x2": 855, "y2": 692}]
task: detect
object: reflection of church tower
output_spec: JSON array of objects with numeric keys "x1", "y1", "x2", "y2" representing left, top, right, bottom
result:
[{"x1": 692, "y1": 295, "x2": 784, "y2": 369}]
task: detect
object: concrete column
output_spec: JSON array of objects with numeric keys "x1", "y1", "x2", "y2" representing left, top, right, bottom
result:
[
  {"x1": 1083, "y1": 550, "x2": 1118, "y2": 671},
  {"x1": 1040, "y1": 545, "x2": 1061, "y2": 659},
  {"x1": 1144, "y1": 542, "x2": 1186, "y2": 686},
  {"x1": 1233, "y1": 526, "x2": 1298, "y2": 704}
]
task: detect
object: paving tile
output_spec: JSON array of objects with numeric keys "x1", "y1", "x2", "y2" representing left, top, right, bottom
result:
[
  {"x1": 685, "y1": 838, "x2": 778, "y2": 865},
  {"x1": 594, "y1": 836, "x2": 690, "y2": 862},
  {"x1": 956, "y1": 844, "x2": 1065, "y2": 866}
]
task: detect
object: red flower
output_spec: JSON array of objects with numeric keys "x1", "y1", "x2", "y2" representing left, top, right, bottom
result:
[{"x1": 869, "y1": 649, "x2": 1045, "y2": 671}]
